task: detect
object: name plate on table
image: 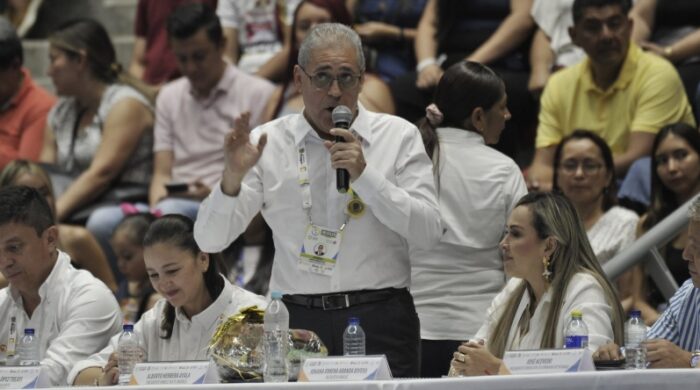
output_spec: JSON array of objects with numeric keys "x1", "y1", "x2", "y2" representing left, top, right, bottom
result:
[
  {"x1": 0, "y1": 366, "x2": 50, "y2": 389},
  {"x1": 129, "y1": 361, "x2": 219, "y2": 385},
  {"x1": 298, "y1": 355, "x2": 392, "y2": 382},
  {"x1": 503, "y1": 348, "x2": 594, "y2": 375}
]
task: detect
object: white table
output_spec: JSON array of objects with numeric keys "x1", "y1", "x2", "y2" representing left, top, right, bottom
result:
[{"x1": 52, "y1": 369, "x2": 700, "y2": 389}]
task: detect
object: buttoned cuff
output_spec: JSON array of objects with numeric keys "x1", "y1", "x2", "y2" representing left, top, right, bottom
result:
[
  {"x1": 349, "y1": 164, "x2": 385, "y2": 205},
  {"x1": 212, "y1": 180, "x2": 242, "y2": 215}
]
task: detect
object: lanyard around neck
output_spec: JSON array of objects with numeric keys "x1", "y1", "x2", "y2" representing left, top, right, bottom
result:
[{"x1": 297, "y1": 142, "x2": 349, "y2": 230}]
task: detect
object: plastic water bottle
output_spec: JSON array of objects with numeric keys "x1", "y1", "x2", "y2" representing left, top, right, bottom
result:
[
  {"x1": 343, "y1": 317, "x2": 366, "y2": 356},
  {"x1": 624, "y1": 310, "x2": 647, "y2": 369},
  {"x1": 563, "y1": 310, "x2": 589, "y2": 349},
  {"x1": 263, "y1": 291, "x2": 289, "y2": 383},
  {"x1": 18, "y1": 328, "x2": 40, "y2": 366},
  {"x1": 117, "y1": 324, "x2": 140, "y2": 386}
]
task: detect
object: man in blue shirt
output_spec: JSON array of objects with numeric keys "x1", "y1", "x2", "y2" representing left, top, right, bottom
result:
[{"x1": 596, "y1": 196, "x2": 700, "y2": 368}]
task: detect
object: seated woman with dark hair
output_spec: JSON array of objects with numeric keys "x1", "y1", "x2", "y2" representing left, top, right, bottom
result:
[
  {"x1": 39, "y1": 18, "x2": 154, "y2": 225},
  {"x1": 553, "y1": 130, "x2": 639, "y2": 265},
  {"x1": 630, "y1": 123, "x2": 700, "y2": 325},
  {"x1": 448, "y1": 192, "x2": 624, "y2": 376},
  {"x1": 552, "y1": 130, "x2": 640, "y2": 311},
  {"x1": 69, "y1": 215, "x2": 267, "y2": 386}
]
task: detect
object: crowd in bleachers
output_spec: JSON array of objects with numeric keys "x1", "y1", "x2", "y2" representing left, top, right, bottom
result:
[{"x1": 0, "y1": 0, "x2": 700, "y2": 385}]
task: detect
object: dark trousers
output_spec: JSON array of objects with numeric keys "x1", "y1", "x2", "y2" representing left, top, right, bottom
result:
[
  {"x1": 420, "y1": 339, "x2": 461, "y2": 378},
  {"x1": 284, "y1": 288, "x2": 420, "y2": 378}
]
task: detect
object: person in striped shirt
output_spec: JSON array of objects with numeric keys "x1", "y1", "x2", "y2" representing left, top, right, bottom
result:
[{"x1": 595, "y1": 196, "x2": 700, "y2": 368}]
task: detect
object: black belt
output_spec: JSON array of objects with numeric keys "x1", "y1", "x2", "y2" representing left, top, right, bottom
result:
[{"x1": 282, "y1": 288, "x2": 405, "y2": 311}]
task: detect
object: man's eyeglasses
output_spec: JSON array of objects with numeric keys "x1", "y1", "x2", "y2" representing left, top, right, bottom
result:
[
  {"x1": 299, "y1": 67, "x2": 362, "y2": 91},
  {"x1": 560, "y1": 160, "x2": 604, "y2": 175}
]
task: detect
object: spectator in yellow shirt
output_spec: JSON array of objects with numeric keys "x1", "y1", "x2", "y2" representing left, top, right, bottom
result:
[{"x1": 527, "y1": 0, "x2": 695, "y2": 191}]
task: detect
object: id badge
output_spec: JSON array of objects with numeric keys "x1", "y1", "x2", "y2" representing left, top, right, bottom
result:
[{"x1": 298, "y1": 224, "x2": 342, "y2": 276}]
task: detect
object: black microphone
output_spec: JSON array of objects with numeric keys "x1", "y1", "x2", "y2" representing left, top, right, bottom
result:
[{"x1": 331, "y1": 105, "x2": 353, "y2": 193}]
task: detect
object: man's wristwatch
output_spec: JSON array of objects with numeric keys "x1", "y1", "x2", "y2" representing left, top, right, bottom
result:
[{"x1": 690, "y1": 350, "x2": 700, "y2": 368}]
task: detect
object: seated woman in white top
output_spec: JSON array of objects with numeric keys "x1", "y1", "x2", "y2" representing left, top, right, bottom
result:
[
  {"x1": 69, "y1": 215, "x2": 267, "y2": 386},
  {"x1": 40, "y1": 19, "x2": 154, "y2": 223},
  {"x1": 552, "y1": 130, "x2": 639, "y2": 311},
  {"x1": 411, "y1": 60, "x2": 527, "y2": 377},
  {"x1": 553, "y1": 130, "x2": 638, "y2": 265},
  {"x1": 449, "y1": 192, "x2": 624, "y2": 376}
]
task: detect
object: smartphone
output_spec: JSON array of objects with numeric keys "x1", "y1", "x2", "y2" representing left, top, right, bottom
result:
[
  {"x1": 594, "y1": 358, "x2": 626, "y2": 370},
  {"x1": 165, "y1": 182, "x2": 189, "y2": 194}
]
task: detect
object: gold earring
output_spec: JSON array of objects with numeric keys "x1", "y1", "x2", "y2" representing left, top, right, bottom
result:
[{"x1": 542, "y1": 256, "x2": 552, "y2": 282}]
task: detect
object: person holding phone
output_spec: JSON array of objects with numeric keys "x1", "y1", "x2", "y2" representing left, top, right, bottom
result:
[{"x1": 84, "y1": 4, "x2": 275, "y2": 252}]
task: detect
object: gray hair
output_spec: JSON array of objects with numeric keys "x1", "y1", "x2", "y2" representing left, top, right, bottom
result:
[
  {"x1": 690, "y1": 196, "x2": 700, "y2": 222},
  {"x1": 298, "y1": 23, "x2": 365, "y2": 72}
]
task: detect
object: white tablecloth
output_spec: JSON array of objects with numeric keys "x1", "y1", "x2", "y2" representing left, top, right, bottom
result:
[{"x1": 54, "y1": 369, "x2": 700, "y2": 389}]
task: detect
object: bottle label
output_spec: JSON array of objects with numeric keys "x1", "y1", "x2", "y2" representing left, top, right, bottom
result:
[{"x1": 564, "y1": 335, "x2": 589, "y2": 349}]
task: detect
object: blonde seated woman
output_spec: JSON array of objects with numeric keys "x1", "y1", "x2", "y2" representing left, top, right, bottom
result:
[
  {"x1": 448, "y1": 192, "x2": 624, "y2": 376},
  {"x1": 0, "y1": 160, "x2": 116, "y2": 291}
]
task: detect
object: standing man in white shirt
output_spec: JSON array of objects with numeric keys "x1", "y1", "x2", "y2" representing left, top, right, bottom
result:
[
  {"x1": 0, "y1": 186, "x2": 121, "y2": 386},
  {"x1": 194, "y1": 23, "x2": 441, "y2": 377}
]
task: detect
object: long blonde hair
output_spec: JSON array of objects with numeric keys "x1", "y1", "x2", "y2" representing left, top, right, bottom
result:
[{"x1": 487, "y1": 192, "x2": 624, "y2": 358}]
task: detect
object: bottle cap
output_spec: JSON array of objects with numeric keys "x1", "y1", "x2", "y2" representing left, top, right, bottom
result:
[
  {"x1": 629, "y1": 310, "x2": 641, "y2": 318},
  {"x1": 24, "y1": 328, "x2": 35, "y2": 335},
  {"x1": 570, "y1": 309, "x2": 583, "y2": 318},
  {"x1": 348, "y1": 317, "x2": 360, "y2": 325},
  {"x1": 271, "y1": 291, "x2": 284, "y2": 300},
  {"x1": 123, "y1": 323, "x2": 134, "y2": 332}
]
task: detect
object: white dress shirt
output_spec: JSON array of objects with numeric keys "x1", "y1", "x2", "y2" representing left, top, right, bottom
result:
[
  {"x1": 0, "y1": 251, "x2": 122, "y2": 386},
  {"x1": 475, "y1": 273, "x2": 615, "y2": 352},
  {"x1": 410, "y1": 128, "x2": 527, "y2": 340},
  {"x1": 67, "y1": 277, "x2": 267, "y2": 384},
  {"x1": 195, "y1": 105, "x2": 441, "y2": 294},
  {"x1": 587, "y1": 206, "x2": 639, "y2": 265}
]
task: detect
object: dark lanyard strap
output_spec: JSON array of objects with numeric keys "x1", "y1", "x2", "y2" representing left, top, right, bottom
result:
[{"x1": 67, "y1": 106, "x2": 88, "y2": 169}]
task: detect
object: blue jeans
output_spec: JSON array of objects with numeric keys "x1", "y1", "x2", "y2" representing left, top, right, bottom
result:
[{"x1": 85, "y1": 198, "x2": 201, "y2": 282}]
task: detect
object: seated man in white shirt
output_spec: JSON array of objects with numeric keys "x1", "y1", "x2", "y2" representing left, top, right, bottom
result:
[
  {"x1": 0, "y1": 186, "x2": 121, "y2": 385},
  {"x1": 194, "y1": 23, "x2": 442, "y2": 377}
]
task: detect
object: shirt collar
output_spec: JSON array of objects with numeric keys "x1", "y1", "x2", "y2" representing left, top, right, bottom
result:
[
  {"x1": 436, "y1": 127, "x2": 485, "y2": 145},
  {"x1": 10, "y1": 250, "x2": 70, "y2": 305},
  {"x1": 174, "y1": 275, "x2": 234, "y2": 328},
  {"x1": 292, "y1": 103, "x2": 373, "y2": 146},
  {"x1": 37, "y1": 251, "x2": 70, "y2": 300},
  {"x1": 514, "y1": 281, "x2": 554, "y2": 325},
  {"x1": 188, "y1": 63, "x2": 236, "y2": 102},
  {"x1": 582, "y1": 43, "x2": 640, "y2": 94},
  {"x1": 1, "y1": 68, "x2": 32, "y2": 112}
]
